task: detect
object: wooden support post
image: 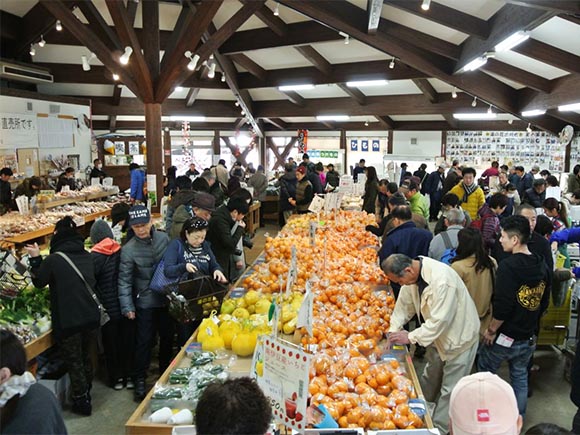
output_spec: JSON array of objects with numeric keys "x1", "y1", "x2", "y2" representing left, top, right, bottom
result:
[
  {"x1": 259, "y1": 135, "x2": 267, "y2": 171},
  {"x1": 441, "y1": 131, "x2": 447, "y2": 159},
  {"x1": 213, "y1": 130, "x2": 221, "y2": 163},
  {"x1": 144, "y1": 103, "x2": 163, "y2": 213},
  {"x1": 339, "y1": 129, "x2": 347, "y2": 174},
  {"x1": 163, "y1": 128, "x2": 172, "y2": 170},
  {"x1": 387, "y1": 130, "x2": 393, "y2": 154}
]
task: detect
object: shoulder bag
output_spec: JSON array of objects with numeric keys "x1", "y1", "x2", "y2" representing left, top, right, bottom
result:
[
  {"x1": 55, "y1": 252, "x2": 110, "y2": 326},
  {"x1": 149, "y1": 241, "x2": 186, "y2": 294}
]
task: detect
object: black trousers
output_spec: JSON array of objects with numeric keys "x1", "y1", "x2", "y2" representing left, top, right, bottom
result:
[
  {"x1": 429, "y1": 190, "x2": 443, "y2": 220},
  {"x1": 134, "y1": 306, "x2": 175, "y2": 379},
  {"x1": 101, "y1": 317, "x2": 136, "y2": 384},
  {"x1": 59, "y1": 329, "x2": 97, "y2": 397}
]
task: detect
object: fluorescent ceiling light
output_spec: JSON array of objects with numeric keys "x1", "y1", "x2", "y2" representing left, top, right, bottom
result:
[
  {"x1": 346, "y1": 80, "x2": 388, "y2": 87},
  {"x1": 463, "y1": 56, "x2": 488, "y2": 72},
  {"x1": 521, "y1": 109, "x2": 546, "y2": 117},
  {"x1": 495, "y1": 31, "x2": 530, "y2": 52},
  {"x1": 316, "y1": 115, "x2": 350, "y2": 121},
  {"x1": 169, "y1": 116, "x2": 206, "y2": 122},
  {"x1": 278, "y1": 84, "x2": 315, "y2": 91},
  {"x1": 453, "y1": 113, "x2": 497, "y2": 120},
  {"x1": 558, "y1": 102, "x2": 580, "y2": 112}
]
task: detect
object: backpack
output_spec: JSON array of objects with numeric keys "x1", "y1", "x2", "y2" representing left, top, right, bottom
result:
[{"x1": 439, "y1": 231, "x2": 456, "y2": 265}]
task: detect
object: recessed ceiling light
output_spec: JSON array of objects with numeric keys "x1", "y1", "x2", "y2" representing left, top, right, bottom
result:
[
  {"x1": 453, "y1": 113, "x2": 497, "y2": 120},
  {"x1": 346, "y1": 80, "x2": 388, "y2": 87}
]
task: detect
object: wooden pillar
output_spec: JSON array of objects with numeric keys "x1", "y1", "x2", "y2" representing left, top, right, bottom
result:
[
  {"x1": 212, "y1": 130, "x2": 220, "y2": 164},
  {"x1": 339, "y1": 129, "x2": 346, "y2": 174},
  {"x1": 387, "y1": 130, "x2": 394, "y2": 154},
  {"x1": 145, "y1": 103, "x2": 163, "y2": 213},
  {"x1": 163, "y1": 128, "x2": 172, "y2": 170},
  {"x1": 259, "y1": 135, "x2": 267, "y2": 170},
  {"x1": 564, "y1": 138, "x2": 571, "y2": 173},
  {"x1": 441, "y1": 131, "x2": 447, "y2": 159}
]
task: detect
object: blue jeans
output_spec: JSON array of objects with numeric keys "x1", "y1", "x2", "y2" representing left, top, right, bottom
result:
[{"x1": 477, "y1": 338, "x2": 535, "y2": 416}]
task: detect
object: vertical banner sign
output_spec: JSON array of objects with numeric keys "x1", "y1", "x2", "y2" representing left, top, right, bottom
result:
[
  {"x1": 350, "y1": 139, "x2": 358, "y2": 151},
  {"x1": 372, "y1": 139, "x2": 380, "y2": 152},
  {"x1": 361, "y1": 139, "x2": 369, "y2": 152},
  {"x1": 257, "y1": 336, "x2": 310, "y2": 432},
  {"x1": 297, "y1": 130, "x2": 308, "y2": 153},
  {"x1": 146, "y1": 174, "x2": 157, "y2": 207}
]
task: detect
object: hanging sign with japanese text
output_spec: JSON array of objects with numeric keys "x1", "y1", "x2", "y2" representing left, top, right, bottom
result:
[{"x1": 0, "y1": 113, "x2": 37, "y2": 148}]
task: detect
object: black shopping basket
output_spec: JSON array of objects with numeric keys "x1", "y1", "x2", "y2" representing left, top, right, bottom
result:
[{"x1": 165, "y1": 275, "x2": 228, "y2": 323}]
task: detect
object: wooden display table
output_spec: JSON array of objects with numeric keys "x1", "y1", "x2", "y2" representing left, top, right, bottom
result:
[
  {"x1": 24, "y1": 330, "x2": 54, "y2": 360},
  {"x1": 245, "y1": 201, "x2": 261, "y2": 236}
]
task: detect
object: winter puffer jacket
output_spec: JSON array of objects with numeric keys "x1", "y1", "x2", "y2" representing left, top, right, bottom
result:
[
  {"x1": 118, "y1": 229, "x2": 170, "y2": 314},
  {"x1": 165, "y1": 190, "x2": 196, "y2": 235},
  {"x1": 91, "y1": 238, "x2": 122, "y2": 321},
  {"x1": 29, "y1": 232, "x2": 99, "y2": 340}
]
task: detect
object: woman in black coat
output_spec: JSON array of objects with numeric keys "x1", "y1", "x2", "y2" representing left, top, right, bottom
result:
[
  {"x1": 26, "y1": 217, "x2": 99, "y2": 416},
  {"x1": 90, "y1": 219, "x2": 135, "y2": 390},
  {"x1": 362, "y1": 166, "x2": 379, "y2": 215}
]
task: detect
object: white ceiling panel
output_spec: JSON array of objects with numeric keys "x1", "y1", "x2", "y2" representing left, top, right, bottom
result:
[
  {"x1": 134, "y1": 2, "x2": 182, "y2": 31},
  {"x1": 390, "y1": 115, "x2": 446, "y2": 121},
  {"x1": 244, "y1": 47, "x2": 312, "y2": 70},
  {"x1": 91, "y1": 115, "x2": 109, "y2": 121},
  {"x1": 311, "y1": 40, "x2": 390, "y2": 64},
  {"x1": 196, "y1": 89, "x2": 237, "y2": 101},
  {"x1": 121, "y1": 87, "x2": 137, "y2": 98},
  {"x1": 248, "y1": 88, "x2": 286, "y2": 101},
  {"x1": 360, "y1": 80, "x2": 423, "y2": 96},
  {"x1": 36, "y1": 83, "x2": 114, "y2": 97},
  {"x1": 481, "y1": 71, "x2": 526, "y2": 90},
  {"x1": 212, "y1": 2, "x2": 267, "y2": 32},
  {"x1": 494, "y1": 50, "x2": 569, "y2": 80},
  {"x1": 531, "y1": 17, "x2": 580, "y2": 57},
  {"x1": 281, "y1": 117, "x2": 319, "y2": 123},
  {"x1": 432, "y1": 0, "x2": 504, "y2": 20},
  {"x1": 117, "y1": 116, "x2": 145, "y2": 121},
  {"x1": 0, "y1": 0, "x2": 36, "y2": 17},
  {"x1": 264, "y1": 0, "x2": 310, "y2": 24},
  {"x1": 32, "y1": 44, "x2": 103, "y2": 66},
  {"x1": 428, "y1": 78, "x2": 457, "y2": 94},
  {"x1": 298, "y1": 84, "x2": 348, "y2": 99}
]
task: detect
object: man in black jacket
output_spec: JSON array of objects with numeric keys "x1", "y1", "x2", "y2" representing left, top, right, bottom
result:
[
  {"x1": 206, "y1": 198, "x2": 249, "y2": 282},
  {"x1": 89, "y1": 159, "x2": 107, "y2": 181},
  {"x1": 478, "y1": 215, "x2": 551, "y2": 417},
  {"x1": 522, "y1": 178, "x2": 546, "y2": 208},
  {"x1": 423, "y1": 165, "x2": 446, "y2": 221},
  {"x1": 0, "y1": 167, "x2": 13, "y2": 213}
]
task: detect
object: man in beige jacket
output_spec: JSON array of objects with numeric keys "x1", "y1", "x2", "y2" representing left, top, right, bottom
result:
[{"x1": 382, "y1": 254, "x2": 480, "y2": 433}]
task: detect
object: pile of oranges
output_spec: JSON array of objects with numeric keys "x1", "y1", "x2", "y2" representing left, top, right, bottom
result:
[{"x1": 238, "y1": 211, "x2": 426, "y2": 430}]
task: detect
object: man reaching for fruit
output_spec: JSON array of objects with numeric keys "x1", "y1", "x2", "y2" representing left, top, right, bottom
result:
[{"x1": 382, "y1": 254, "x2": 479, "y2": 434}]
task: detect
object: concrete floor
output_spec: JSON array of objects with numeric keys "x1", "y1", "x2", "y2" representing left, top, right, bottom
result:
[{"x1": 63, "y1": 222, "x2": 578, "y2": 434}]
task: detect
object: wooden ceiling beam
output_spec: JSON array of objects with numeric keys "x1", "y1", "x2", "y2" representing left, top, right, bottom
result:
[
  {"x1": 480, "y1": 58, "x2": 553, "y2": 93},
  {"x1": 39, "y1": 0, "x2": 142, "y2": 99},
  {"x1": 141, "y1": 0, "x2": 160, "y2": 81},
  {"x1": 559, "y1": 14, "x2": 580, "y2": 25},
  {"x1": 280, "y1": 90, "x2": 305, "y2": 106},
  {"x1": 367, "y1": 0, "x2": 383, "y2": 34},
  {"x1": 412, "y1": 78, "x2": 439, "y2": 104},
  {"x1": 159, "y1": 5, "x2": 192, "y2": 73},
  {"x1": 185, "y1": 87, "x2": 200, "y2": 107},
  {"x1": 454, "y1": 4, "x2": 554, "y2": 73},
  {"x1": 105, "y1": 0, "x2": 154, "y2": 102},
  {"x1": 546, "y1": 110, "x2": 580, "y2": 127},
  {"x1": 294, "y1": 46, "x2": 332, "y2": 75},
  {"x1": 229, "y1": 54, "x2": 268, "y2": 81},
  {"x1": 235, "y1": 117, "x2": 247, "y2": 130},
  {"x1": 109, "y1": 115, "x2": 117, "y2": 132},
  {"x1": 336, "y1": 83, "x2": 367, "y2": 105},
  {"x1": 519, "y1": 73, "x2": 580, "y2": 112},
  {"x1": 386, "y1": 0, "x2": 490, "y2": 39},
  {"x1": 92, "y1": 120, "x2": 245, "y2": 131},
  {"x1": 111, "y1": 83, "x2": 122, "y2": 106},
  {"x1": 0, "y1": 10, "x2": 22, "y2": 42},
  {"x1": 511, "y1": 38, "x2": 580, "y2": 75},
  {"x1": 75, "y1": 1, "x2": 121, "y2": 50},
  {"x1": 375, "y1": 115, "x2": 396, "y2": 129},
  {"x1": 502, "y1": 1, "x2": 580, "y2": 14},
  {"x1": 155, "y1": 1, "x2": 223, "y2": 102},
  {"x1": 126, "y1": 0, "x2": 138, "y2": 25},
  {"x1": 320, "y1": 121, "x2": 334, "y2": 129},
  {"x1": 442, "y1": 114, "x2": 459, "y2": 129},
  {"x1": 247, "y1": 1, "x2": 288, "y2": 36},
  {"x1": 263, "y1": 118, "x2": 288, "y2": 130}
]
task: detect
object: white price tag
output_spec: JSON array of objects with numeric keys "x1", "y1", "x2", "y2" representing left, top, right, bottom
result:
[{"x1": 496, "y1": 333, "x2": 514, "y2": 348}]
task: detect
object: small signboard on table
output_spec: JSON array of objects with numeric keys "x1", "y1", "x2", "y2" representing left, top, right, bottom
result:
[{"x1": 253, "y1": 336, "x2": 310, "y2": 432}]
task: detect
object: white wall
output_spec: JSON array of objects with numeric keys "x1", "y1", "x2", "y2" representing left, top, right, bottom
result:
[
  {"x1": 392, "y1": 131, "x2": 443, "y2": 158},
  {"x1": 0, "y1": 95, "x2": 92, "y2": 174}
]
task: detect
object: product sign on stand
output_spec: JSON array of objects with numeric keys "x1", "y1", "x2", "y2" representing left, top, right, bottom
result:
[{"x1": 254, "y1": 336, "x2": 310, "y2": 432}]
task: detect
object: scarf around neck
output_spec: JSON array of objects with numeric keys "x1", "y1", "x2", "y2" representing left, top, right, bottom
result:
[{"x1": 461, "y1": 182, "x2": 478, "y2": 203}]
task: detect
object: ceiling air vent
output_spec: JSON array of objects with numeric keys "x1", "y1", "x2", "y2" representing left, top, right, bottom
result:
[
  {"x1": 0, "y1": 60, "x2": 54, "y2": 84},
  {"x1": 49, "y1": 104, "x2": 60, "y2": 114},
  {"x1": 410, "y1": 137, "x2": 418, "y2": 145},
  {"x1": 26, "y1": 102, "x2": 33, "y2": 112}
]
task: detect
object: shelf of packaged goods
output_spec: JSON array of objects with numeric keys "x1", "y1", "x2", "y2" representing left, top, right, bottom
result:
[
  {"x1": 24, "y1": 330, "x2": 54, "y2": 360},
  {"x1": 36, "y1": 196, "x2": 88, "y2": 211}
]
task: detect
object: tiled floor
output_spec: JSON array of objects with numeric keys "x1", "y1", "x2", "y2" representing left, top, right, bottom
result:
[{"x1": 63, "y1": 222, "x2": 578, "y2": 433}]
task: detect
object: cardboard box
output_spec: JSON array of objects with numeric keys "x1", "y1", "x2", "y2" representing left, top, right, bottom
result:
[{"x1": 38, "y1": 373, "x2": 70, "y2": 406}]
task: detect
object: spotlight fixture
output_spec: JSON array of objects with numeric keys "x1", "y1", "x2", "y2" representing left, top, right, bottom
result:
[
  {"x1": 389, "y1": 58, "x2": 395, "y2": 69},
  {"x1": 508, "y1": 119, "x2": 514, "y2": 125},
  {"x1": 221, "y1": 72, "x2": 226, "y2": 82},
  {"x1": 451, "y1": 87, "x2": 458, "y2": 99},
  {"x1": 112, "y1": 73, "x2": 120, "y2": 81},
  {"x1": 209, "y1": 54, "x2": 214, "y2": 61},
  {"x1": 119, "y1": 46, "x2": 133, "y2": 65},
  {"x1": 339, "y1": 31, "x2": 350, "y2": 45},
  {"x1": 471, "y1": 96, "x2": 477, "y2": 107},
  {"x1": 38, "y1": 35, "x2": 46, "y2": 48},
  {"x1": 235, "y1": 101, "x2": 240, "y2": 107},
  {"x1": 526, "y1": 123, "x2": 532, "y2": 133},
  {"x1": 81, "y1": 53, "x2": 96, "y2": 71},
  {"x1": 487, "y1": 104, "x2": 493, "y2": 115},
  {"x1": 184, "y1": 51, "x2": 200, "y2": 71},
  {"x1": 207, "y1": 62, "x2": 216, "y2": 79},
  {"x1": 241, "y1": 110, "x2": 246, "y2": 116},
  {"x1": 29, "y1": 45, "x2": 36, "y2": 56},
  {"x1": 421, "y1": 0, "x2": 431, "y2": 11},
  {"x1": 56, "y1": 20, "x2": 62, "y2": 31},
  {"x1": 274, "y1": 2, "x2": 280, "y2": 16},
  {"x1": 164, "y1": 127, "x2": 169, "y2": 132},
  {"x1": 364, "y1": 120, "x2": 369, "y2": 126}
]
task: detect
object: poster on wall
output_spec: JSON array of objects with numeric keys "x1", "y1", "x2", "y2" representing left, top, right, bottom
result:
[
  {"x1": 297, "y1": 129, "x2": 308, "y2": 153},
  {"x1": 146, "y1": 174, "x2": 157, "y2": 207},
  {"x1": 115, "y1": 141, "x2": 126, "y2": 155},
  {"x1": 0, "y1": 113, "x2": 38, "y2": 149},
  {"x1": 350, "y1": 139, "x2": 358, "y2": 151},
  {"x1": 372, "y1": 139, "x2": 380, "y2": 152},
  {"x1": 361, "y1": 139, "x2": 369, "y2": 152},
  {"x1": 128, "y1": 141, "x2": 140, "y2": 155}
]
